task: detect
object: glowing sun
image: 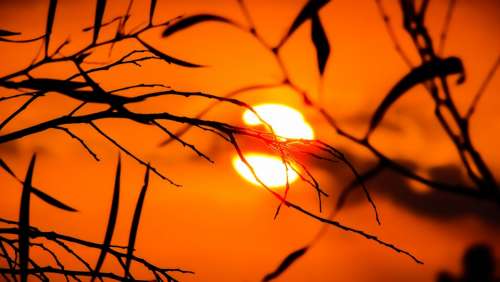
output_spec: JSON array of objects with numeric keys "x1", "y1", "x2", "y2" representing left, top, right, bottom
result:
[
  {"x1": 233, "y1": 103, "x2": 315, "y2": 188},
  {"x1": 232, "y1": 153, "x2": 299, "y2": 187},
  {"x1": 242, "y1": 104, "x2": 314, "y2": 140}
]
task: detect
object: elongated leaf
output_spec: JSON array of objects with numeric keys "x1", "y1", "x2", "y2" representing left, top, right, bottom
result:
[
  {"x1": 45, "y1": 0, "x2": 57, "y2": 57},
  {"x1": 262, "y1": 247, "x2": 309, "y2": 282},
  {"x1": 19, "y1": 154, "x2": 36, "y2": 282},
  {"x1": 93, "y1": 0, "x2": 107, "y2": 44},
  {"x1": 1, "y1": 157, "x2": 76, "y2": 211},
  {"x1": 149, "y1": 0, "x2": 157, "y2": 26},
  {"x1": 0, "y1": 158, "x2": 16, "y2": 178},
  {"x1": 125, "y1": 165, "x2": 150, "y2": 278},
  {"x1": 162, "y1": 14, "x2": 234, "y2": 37},
  {"x1": 31, "y1": 186, "x2": 77, "y2": 212},
  {"x1": 0, "y1": 29, "x2": 21, "y2": 37},
  {"x1": 92, "y1": 155, "x2": 121, "y2": 281},
  {"x1": 311, "y1": 11, "x2": 329, "y2": 75},
  {"x1": 278, "y1": 0, "x2": 330, "y2": 47},
  {"x1": 138, "y1": 38, "x2": 203, "y2": 67},
  {"x1": 368, "y1": 56, "x2": 465, "y2": 134}
]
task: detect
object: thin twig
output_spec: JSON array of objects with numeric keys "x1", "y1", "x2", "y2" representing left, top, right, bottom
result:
[
  {"x1": 53, "y1": 126, "x2": 100, "y2": 161},
  {"x1": 466, "y1": 55, "x2": 500, "y2": 119}
]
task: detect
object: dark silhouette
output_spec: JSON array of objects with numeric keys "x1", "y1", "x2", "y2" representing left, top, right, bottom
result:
[
  {"x1": 0, "y1": 0, "x2": 498, "y2": 281},
  {"x1": 437, "y1": 244, "x2": 499, "y2": 282}
]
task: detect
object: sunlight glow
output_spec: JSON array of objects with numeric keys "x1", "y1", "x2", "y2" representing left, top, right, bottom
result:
[
  {"x1": 243, "y1": 104, "x2": 314, "y2": 140},
  {"x1": 234, "y1": 104, "x2": 314, "y2": 188},
  {"x1": 232, "y1": 154, "x2": 299, "y2": 187}
]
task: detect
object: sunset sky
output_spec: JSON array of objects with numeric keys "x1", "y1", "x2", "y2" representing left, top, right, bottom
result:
[{"x1": 0, "y1": 0, "x2": 499, "y2": 281}]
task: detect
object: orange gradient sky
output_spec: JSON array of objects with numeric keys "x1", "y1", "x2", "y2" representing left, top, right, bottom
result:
[{"x1": 0, "y1": 0, "x2": 499, "y2": 281}]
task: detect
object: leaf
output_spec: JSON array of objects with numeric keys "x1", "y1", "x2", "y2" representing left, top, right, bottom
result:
[
  {"x1": 262, "y1": 247, "x2": 309, "y2": 282},
  {"x1": 162, "y1": 14, "x2": 234, "y2": 38},
  {"x1": 138, "y1": 38, "x2": 203, "y2": 68},
  {"x1": 0, "y1": 29, "x2": 21, "y2": 37},
  {"x1": 125, "y1": 165, "x2": 150, "y2": 278},
  {"x1": 0, "y1": 158, "x2": 16, "y2": 178},
  {"x1": 92, "y1": 155, "x2": 121, "y2": 281},
  {"x1": 45, "y1": 0, "x2": 57, "y2": 57},
  {"x1": 31, "y1": 186, "x2": 77, "y2": 212},
  {"x1": 279, "y1": 0, "x2": 330, "y2": 47},
  {"x1": 19, "y1": 154, "x2": 37, "y2": 282},
  {"x1": 368, "y1": 56, "x2": 465, "y2": 134},
  {"x1": 2, "y1": 157, "x2": 77, "y2": 212},
  {"x1": 93, "y1": 0, "x2": 107, "y2": 44},
  {"x1": 311, "y1": 11, "x2": 329, "y2": 75},
  {"x1": 149, "y1": 0, "x2": 157, "y2": 25}
]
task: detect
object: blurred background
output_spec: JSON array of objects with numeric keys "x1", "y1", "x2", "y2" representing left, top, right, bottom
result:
[{"x1": 0, "y1": 0, "x2": 499, "y2": 281}]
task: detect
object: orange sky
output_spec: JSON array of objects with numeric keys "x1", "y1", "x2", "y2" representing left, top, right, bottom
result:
[{"x1": 0, "y1": 0, "x2": 499, "y2": 281}]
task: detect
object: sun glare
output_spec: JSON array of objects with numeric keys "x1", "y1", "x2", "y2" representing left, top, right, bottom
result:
[
  {"x1": 232, "y1": 154, "x2": 299, "y2": 187},
  {"x1": 233, "y1": 103, "x2": 315, "y2": 188},
  {"x1": 242, "y1": 104, "x2": 314, "y2": 140}
]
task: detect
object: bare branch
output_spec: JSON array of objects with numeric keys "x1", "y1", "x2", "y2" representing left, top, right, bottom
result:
[
  {"x1": 89, "y1": 121, "x2": 180, "y2": 186},
  {"x1": 466, "y1": 55, "x2": 500, "y2": 119},
  {"x1": 53, "y1": 126, "x2": 100, "y2": 161},
  {"x1": 438, "y1": 0, "x2": 457, "y2": 55}
]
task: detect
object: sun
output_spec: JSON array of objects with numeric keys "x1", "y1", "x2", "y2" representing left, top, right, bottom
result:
[
  {"x1": 242, "y1": 104, "x2": 314, "y2": 140},
  {"x1": 232, "y1": 153, "x2": 299, "y2": 187},
  {"x1": 233, "y1": 103, "x2": 315, "y2": 188}
]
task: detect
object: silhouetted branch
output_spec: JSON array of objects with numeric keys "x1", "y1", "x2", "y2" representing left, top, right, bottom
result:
[
  {"x1": 5, "y1": 1, "x2": 496, "y2": 280},
  {"x1": 399, "y1": 0, "x2": 498, "y2": 195},
  {"x1": 0, "y1": 92, "x2": 45, "y2": 131},
  {"x1": 374, "y1": 0, "x2": 413, "y2": 67},
  {"x1": 336, "y1": 161, "x2": 385, "y2": 212},
  {"x1": 0, "y1": 92, "x2": 38, "y2": 103},
  {"x1": 466, "y1": 55, "x2": 500, "y2": 119},
  {"x1": 228, "y1": 133, "x2": 420, "y2": 263},
  {"x1": 153, "y1": 120, "x2": 214, "y2": 163},
  {"x1": 288, "y1": 202, "x2": 423, "y2": 264},
  {"x1": 1, "y1": 209, "x2": 190, "y2": 282},
  {"x1": 53, "y1": 126, "x2": 100, "y2": 161},
  {"x1": 438, "y1": 0, "x2": 457, "y2": 55},
  {"x1": 89, "y1": 121, "x2": 180, "y2": 186}
]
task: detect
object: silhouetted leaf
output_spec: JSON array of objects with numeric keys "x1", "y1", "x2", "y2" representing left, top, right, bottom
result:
[
  {"x1": 31, "y1": 187, "x2": 77, "y2": 212},
  {"x1": 92, "y1": 155, "x2": 121, "y2": 281},
  {"x1": 311, "y1": 11, "x2": 329, "y2": 74},
  {"x1": 162, "y1": 14, "x2": 234, "y2": 37},
  {"x1": 0, "y1": 158, "x2": 16, "y2": 178},
  {"x1": 1, "y1": 158, "x2": 77, "y2": 211},
  {"x1": 279, "y1": 0, "x2": 330, "y2": 47},
  {"x1": 45, "y1": 0, "x2": 57, "y2": 57},
  {"x1": 0, "y1": 29, "x2": 21, "y2": 37},
  {"x1": 19, "y1": 154, "x2": 36, "y2": 282},
  {"x1": 262, "y1": 246, "x2": 309, "y2": 282},
  {"x1": 149, "y1": 0, "x2": 157, "y2": 25},
  {"x1": 93, "y1": 0, "x2": 106, "y2": 44},
  {"x1": 138, "y1": 38, "x2": 203, "y2": 67},
  {"x1": 368, "y1": 56, "x2": 465, "y2": 134},
  {"x1": 125, "y1": 165, "x2": 150, "y2": 278}
]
